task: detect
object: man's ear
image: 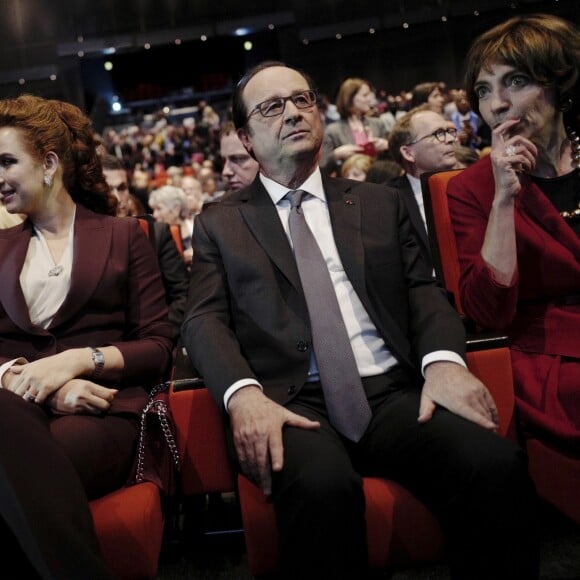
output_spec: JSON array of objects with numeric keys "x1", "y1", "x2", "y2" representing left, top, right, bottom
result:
[
  {"x1": 399, "y1": 145, "x2": 415, "y2": 165},
  {"x1": 237, "y1": 128, "x2": 253, "y2": 155}
]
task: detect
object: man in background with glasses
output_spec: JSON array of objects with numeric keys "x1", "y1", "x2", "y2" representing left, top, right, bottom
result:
[
  {"x1": 182, "y1": 61, "x2": 539, "y2": 580},
  {"x1": 387, "y1": 105, "x2": 462, "y2": 260}
]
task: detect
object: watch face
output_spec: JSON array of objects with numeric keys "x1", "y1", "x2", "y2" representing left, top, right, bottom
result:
[{"x1": 92, "y1": 350, "x2": 105, "y2": 364}]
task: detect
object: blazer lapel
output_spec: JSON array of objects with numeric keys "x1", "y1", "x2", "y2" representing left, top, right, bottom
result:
[
  {"x1": 50, "y1": 206, "x2": 112, "y2": 328},
  {"x1": 0, "y1": 222, "x2": 39, "y2": 332},
  {"x1": 238, "y1": 182, "x2": 302, "y2": 292}
]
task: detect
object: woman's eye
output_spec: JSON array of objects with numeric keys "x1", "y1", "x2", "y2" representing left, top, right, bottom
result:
[
  {"x1": 474, "y1": 86, "x2": 488, "y2": 99},
  {"x1": 510, "y1": 74, "x2": 529, "y2": 88}
]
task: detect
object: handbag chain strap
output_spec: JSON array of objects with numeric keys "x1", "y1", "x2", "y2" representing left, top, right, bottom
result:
[{"x1": 135, "y1": 382, "x2": 181, "y2": 483}]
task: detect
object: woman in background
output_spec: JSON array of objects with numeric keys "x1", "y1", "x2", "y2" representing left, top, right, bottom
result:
[
  {"x1": 320, "y1": 77, "x2": 389, "y2": 172},
  {"x1": 447, "y1": 13, "x2": 580, "y2": 450},
  {"x1": 0, "y1": 94, "x2": 173, "y2": 577}
]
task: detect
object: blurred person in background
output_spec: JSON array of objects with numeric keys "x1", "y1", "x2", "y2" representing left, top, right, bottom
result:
[
  {"x1": 320, "y1": 77, "x2": 389, "y2": 172},
  {"x1": 149, "y1": 184, "x2": 194, "y2": 267},
  {"x1": 388, "y1": 105, "x2": 462, "y2": 259},
  {"x1": 219, "y1": 121, "x2": 259, "y2": 193},
  {"x1": 340, "y1": 153, "x2": 373, "y2": 181}
]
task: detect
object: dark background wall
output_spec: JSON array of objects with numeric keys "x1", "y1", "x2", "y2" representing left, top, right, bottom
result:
[{"x1": 0, "y1": 0, "x2": 577, "y2": 130}]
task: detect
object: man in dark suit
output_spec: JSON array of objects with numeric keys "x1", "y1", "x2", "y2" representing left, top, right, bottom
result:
[
  {"x1": 181, "y1": 62, "x2": 539, "y2": 579},
  {"x1": 101, "y1": 154, "x2": 189, "y2": 341},
  {"x1": 387, "y1": 105, "x2": 462, "y2": 260}
]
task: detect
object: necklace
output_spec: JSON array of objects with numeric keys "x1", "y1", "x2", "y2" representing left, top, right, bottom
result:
[{"x1": 559, "y1": 128, "x2": 580, "y2": 221}]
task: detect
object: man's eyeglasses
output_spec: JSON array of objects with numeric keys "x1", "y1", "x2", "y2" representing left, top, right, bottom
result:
[
  {"x1": 247, "y1": 90, "x2": 318, "y2": 119},
  {"x1": 407, "y1": 127, "x2": 458, "y2": 146}
]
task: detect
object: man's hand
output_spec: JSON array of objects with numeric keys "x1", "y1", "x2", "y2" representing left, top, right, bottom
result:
[
  {"x1": 228, "y1": 386, "x2": 320, "y2": 496},
  {"x1": 418, "y1": 362, "x2": 499, "y2": 431},
  {"x1": 45, "y1": 379, "x2": 118, "y2": 415}
]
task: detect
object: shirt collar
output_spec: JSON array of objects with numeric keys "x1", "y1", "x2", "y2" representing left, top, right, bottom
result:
[{"x1": 259, "y1": 168, "x2": 325, "y2": 205}]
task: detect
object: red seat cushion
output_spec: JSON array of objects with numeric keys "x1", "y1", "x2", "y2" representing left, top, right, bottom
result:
[{"x1": 90, "y1": 482, "x2": 164, "y2": 580}]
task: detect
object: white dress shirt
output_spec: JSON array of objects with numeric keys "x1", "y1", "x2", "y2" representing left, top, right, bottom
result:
[{"x1": 223, "y1": 169, "x2": 464, "y2": 409}]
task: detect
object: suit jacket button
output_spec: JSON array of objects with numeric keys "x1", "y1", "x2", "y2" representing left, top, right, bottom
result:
[
  {"x1": 288, "y1": 385, "x2": 296, "y2": 394},
  {"x1": 296, "y1": 340, "x2": 309, "y2": 352}
]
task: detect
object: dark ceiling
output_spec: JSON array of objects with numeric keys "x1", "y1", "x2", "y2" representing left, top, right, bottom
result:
[
  {"x1": 1, "y1": 0, "x2": 574, "y2": 81},
  {"x1": 0, "y1": 0, "x2": 576, "y2": 127}
]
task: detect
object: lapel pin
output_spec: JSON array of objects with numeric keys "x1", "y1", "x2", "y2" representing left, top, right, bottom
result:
[{"x1": 345, "y1": 199, "x2": 355, "y2": 205}]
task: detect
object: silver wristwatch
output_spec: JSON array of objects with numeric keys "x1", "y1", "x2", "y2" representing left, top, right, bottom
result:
[{"x1": 91, "y1": 348, "x2": 105, "y2": 379}]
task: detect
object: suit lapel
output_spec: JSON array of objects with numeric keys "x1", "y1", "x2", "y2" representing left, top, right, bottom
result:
[
  {"x1": 392, "y1": 176, "x2": 430, "y2": 257},
  {"x1": 238, "y1": 182, "x2": 302, "y2": 292}
]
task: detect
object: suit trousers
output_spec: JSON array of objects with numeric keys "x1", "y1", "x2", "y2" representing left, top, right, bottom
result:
[
  {"x1": 0, "y1": 389, "x2": 132, "y2": 579},
  {"x1": 271, "y1": 366, "x2": 540, "y2": 580}
]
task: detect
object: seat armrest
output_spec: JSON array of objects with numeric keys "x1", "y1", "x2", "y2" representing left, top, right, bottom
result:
[
  {"x1": 171, "y1": 377, "x2": 206, "y2": 392},
  {"x1": 466, "y1": 332, "x2": 509, "y2": 352}
]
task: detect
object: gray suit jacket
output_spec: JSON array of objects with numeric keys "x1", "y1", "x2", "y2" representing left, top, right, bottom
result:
[
  {"x1": 182, "y1": 174, "x2": 466, "y2": 409},
  {"x1": 321, "y1": 117, "x2": 388, "y2": 171}
]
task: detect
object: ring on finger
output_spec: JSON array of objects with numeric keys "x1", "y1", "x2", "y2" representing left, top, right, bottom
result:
[
  {"x1": 505, "y1": 144, "x2": 517, "y2": 157},
  {"x1": 24, "y1": 392, "x2": 36, "y2": 403}
]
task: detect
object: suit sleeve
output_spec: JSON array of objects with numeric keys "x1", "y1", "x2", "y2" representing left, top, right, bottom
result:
[{"x1": 181, "y1": 212, "x2": 259, "y2": 408}]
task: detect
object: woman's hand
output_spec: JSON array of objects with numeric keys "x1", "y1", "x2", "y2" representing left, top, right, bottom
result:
[
  {"x1": 371, "y1": 137, "x2": 389, "y2": 153},
  {"x1": 333, "y1": 144, "x2": 364, "y2": 161},
  {"x1": 45, "y1": 379, "x2": 118, "y2": 415},
  {"x1": 6, "y1": 350, "x2": 87, "y2": 404},
  {"x1": 490, "y1": 118, "x2": 537, "y2": 205}
]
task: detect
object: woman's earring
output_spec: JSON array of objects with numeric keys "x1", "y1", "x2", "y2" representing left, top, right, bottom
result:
[{"x1": 44, "y1": 174, "x2": 52, "y2": 188}]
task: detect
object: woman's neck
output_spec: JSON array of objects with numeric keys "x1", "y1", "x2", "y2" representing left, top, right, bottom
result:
[{"x1": 32, "y1": 194, "x2": 76, "y2": 239}]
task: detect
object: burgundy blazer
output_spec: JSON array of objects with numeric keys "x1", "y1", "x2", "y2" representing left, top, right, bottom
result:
[
  {"x1": 0, "y1": 205, "x2": 174, "y2": 415},
  {"x1": 447, "y1": 155, "x2": 580, "y2": 358}
]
